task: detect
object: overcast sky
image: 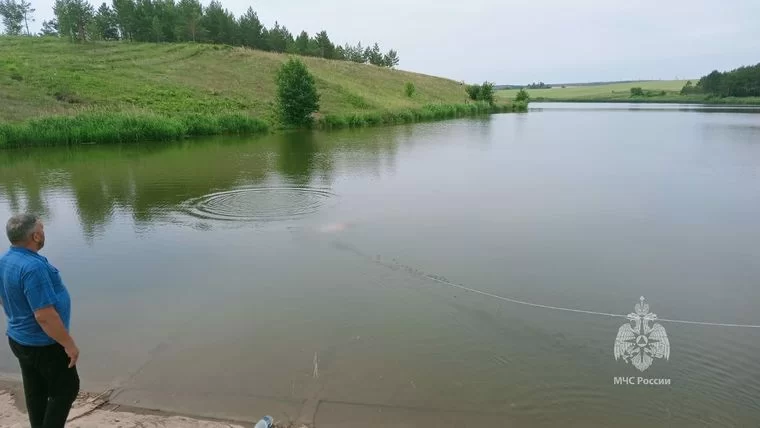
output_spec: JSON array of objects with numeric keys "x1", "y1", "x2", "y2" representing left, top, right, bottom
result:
[{"x1": 26, "y1": 0, "x2": 760, "y2": 84}]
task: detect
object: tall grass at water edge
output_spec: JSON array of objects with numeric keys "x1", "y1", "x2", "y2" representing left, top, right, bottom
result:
[
  {"x1": 316, "y1": 101, "x2": 527, "y2": 129},
  {"x1": 0, "y1": 112, "x2": 270, "y2": 148},
  {"x1": 0, "y1": 102, "x2": 527, "y2": 148}
]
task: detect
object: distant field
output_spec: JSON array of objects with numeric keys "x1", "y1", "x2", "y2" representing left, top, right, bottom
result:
[{"x1": 497, "y1": 80, "x2": 689, "y2": 101}]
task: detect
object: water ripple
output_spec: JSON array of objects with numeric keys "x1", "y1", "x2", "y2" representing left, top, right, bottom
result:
[{"x1": 180, "y1": 187, "x2": 335, "y2": 222}]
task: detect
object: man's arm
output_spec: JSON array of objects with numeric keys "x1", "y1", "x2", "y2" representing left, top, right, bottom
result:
[
  {"x1": 23, "y1": 265, "x2": 80, "y2": 368},
  {"x1": 34, "y1": 306, "x2": 79, "y2": 368}
]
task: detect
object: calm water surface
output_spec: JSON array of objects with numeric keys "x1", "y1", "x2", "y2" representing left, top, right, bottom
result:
[{"x1": 1, "y1": 103, "x2": 759, "y2": 427}]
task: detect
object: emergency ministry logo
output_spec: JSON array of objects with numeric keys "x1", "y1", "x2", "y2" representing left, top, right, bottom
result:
[{"x1": 614, "y1": 296, "x2": 670, "y2": 371}]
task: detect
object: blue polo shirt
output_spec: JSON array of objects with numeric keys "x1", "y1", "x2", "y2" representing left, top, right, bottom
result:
[{"x1": 0, "y1": 247, "x2": 71, "y2": 346}]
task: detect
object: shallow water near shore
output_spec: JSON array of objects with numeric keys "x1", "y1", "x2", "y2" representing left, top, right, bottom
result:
[{"x1": 1, "y1": 103, "x2": 759, "y2": 426}]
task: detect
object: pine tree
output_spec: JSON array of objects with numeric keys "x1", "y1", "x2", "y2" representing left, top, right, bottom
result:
[
  {"x1": 37, "y1": 0, "x2": 403, "y2": 68},
  {"x1": 383, "y1": 49, "x2": 399, "y2": 68},
  {"x1": 111, "y1": 0, "x2": 135, "y2": 40},
  {"x1": 348, "y1": 42, "x2": 364, "y2": 63},
  {"x1": 266, "y1": 21, "x2": 293, "y2": 52},
  {"x1": 314, "y1": 30, "x2": 334, "y2": 59},
  {"x1": 334, "y1": 45, "x2": 345, "y2": 60},
  {"x1": 93, "y1": 2, "x2": 118, "y2": 40},
  {"x1": 238, "y1": 7, "x2": 262, "y2": 48},
  {"x1": 368, "y1": 42, "x2": 383, "y2": 66},
  {"x1": 201, "y1": 0, "x2": 236, "y2": 45},
  {"x1": 294, "y1": 30, "x2": 309, "y2": 55},
  {"x1": 150, "y1": 15, "x2": 160, "y2": 41}
]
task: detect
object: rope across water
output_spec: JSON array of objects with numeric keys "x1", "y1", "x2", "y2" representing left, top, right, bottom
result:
[
  {"x1": 333, "y1": 240, "x2": 760, "y2": 329},
  {"x1": 422, "y1": 272, "x2": 760, "y2": 328}
]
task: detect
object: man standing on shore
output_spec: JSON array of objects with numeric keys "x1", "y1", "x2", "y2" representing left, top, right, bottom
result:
[{"x1": 0, "y1": 214, "x2": 80, "y2": 428}]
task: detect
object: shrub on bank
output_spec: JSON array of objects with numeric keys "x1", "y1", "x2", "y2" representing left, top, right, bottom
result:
[
  {"x1": 404, "y1": 82, "x2": 416, "y2": 98},
  {"x1": 515, "y1": 89, "x2": 530, "y2": 103},
  {"x1": 511, "y1": 100, "x2": 528, "y2": 112},
  {"x1": 466, "y1": 82, "x2": 496, "y2": 105},
  {"x1": 276, "y1": 58, "x2": 320, "y2": 126},
  {"x1": 479, "y1": 82, "x2": 495, "y2": 105},
  {"x1": 466, "y1": 84, "x2": 481, "y2": 101}
]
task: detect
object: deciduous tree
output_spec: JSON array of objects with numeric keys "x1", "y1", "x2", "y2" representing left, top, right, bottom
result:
[
  {"x1": 54, "y1": 0, "x2": 94, "y2": 41},
  {"x1": 0, "y1": 0, "x2": 24, "y2": 35},
  {"x1": 276, "y1": 58, "x2": 320, "y2": 126},
  {"x1": 39, "y1": 18, "x2": 59, "y2": 36},
  {"x1": 18, "y1": 0, "x2": 33, "y2": 35}
]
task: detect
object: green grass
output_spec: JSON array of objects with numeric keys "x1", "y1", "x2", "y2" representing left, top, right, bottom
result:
[
  {"x1": 316, "y1": 101, "x2": 526, "y2": 129},
  {"x1": 497, "y1": 80, "x2": 684, "y2": 101},
  {"x1": 496, "y1": 80, "x2": 760, "y2": 105},
  {"x1": 0, "y1": 112, "x2": 269, "y2": 148},
  {"x1": 0, "y1": 37, "x2": 521, "y2": 146}
]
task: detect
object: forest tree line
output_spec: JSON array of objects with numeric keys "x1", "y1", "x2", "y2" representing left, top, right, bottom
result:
[
  {"x1": 682, "y1": 63, "x2": 760, "y2": 97},
  {"x1": 526, "y1": 82, "x2": 551, "y2": 89},
  {"x1": 0, "y1": 0, "x2": 400, "y2": 67}
]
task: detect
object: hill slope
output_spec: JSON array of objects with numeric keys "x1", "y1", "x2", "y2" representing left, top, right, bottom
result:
[{"x1": 1, "y1": 37, "x2": 474, "y2": 124}]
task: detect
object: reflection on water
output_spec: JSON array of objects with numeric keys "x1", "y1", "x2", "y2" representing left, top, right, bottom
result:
[
  {"x1": 1, "y1": 108, "x2": 760, "y2": 426},
  {"x1": 0, "y1": 129, "x2": 398, "y2": 238}
]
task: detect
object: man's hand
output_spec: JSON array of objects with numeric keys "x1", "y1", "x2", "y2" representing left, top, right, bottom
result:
[
  {"x1": 64, "y1": 343, "x2": 79, "y2": 368},
  {"x1": 34, "y1": 306, "x2": 79, "y2": 368}
]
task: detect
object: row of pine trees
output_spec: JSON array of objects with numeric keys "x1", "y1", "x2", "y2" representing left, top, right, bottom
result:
[{"x1": 1, "y1": 0, "x2": 399, "y2": 67}]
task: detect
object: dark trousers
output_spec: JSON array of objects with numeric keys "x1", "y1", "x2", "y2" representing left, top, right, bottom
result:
[{"x1": 8, "y1": 337, "x2": 80, "y2": 428}]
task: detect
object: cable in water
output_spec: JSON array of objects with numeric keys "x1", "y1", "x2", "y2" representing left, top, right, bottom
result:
[{"x1": 331, "y1": 239, "x2": 760, "y2": 329}]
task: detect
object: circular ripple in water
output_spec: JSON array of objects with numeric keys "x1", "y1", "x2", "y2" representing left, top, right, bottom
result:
[{"x1": 181, "y1": 187, "x2": 335, "y2": 222}]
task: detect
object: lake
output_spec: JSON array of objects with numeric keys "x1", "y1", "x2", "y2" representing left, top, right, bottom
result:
[{"x1": 1, "y1": 103, "x2": 759, "y2": 427}]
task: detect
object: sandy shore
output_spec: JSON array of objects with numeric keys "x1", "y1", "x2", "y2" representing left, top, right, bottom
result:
[{"x1": 0, "y1": 380, "x2": 302, "y2": 428}]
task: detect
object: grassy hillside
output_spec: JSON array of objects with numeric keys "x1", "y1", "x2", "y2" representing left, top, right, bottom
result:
[
  {"x1": 0, "y1": 37, "x2": 521, "y2": 146},
  {"x1": 496, "y1": 80, "x2": 760, "y2": 104},
  {"x1": 1, "y1": 37, "x2": 478, "y2": 123}
]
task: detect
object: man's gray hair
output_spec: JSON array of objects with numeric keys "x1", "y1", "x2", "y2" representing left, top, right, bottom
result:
[{"x1": 6, "y1": 214, "x2": 39, "y2": 244}]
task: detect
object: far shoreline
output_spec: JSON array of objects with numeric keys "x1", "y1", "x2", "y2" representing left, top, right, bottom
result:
[
  {"x1": 526, "y1": 98, "x2": 760, "y2": 106},
  {"x1": 496, "y1": 79, "x2": 760, "y2": 107}
]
